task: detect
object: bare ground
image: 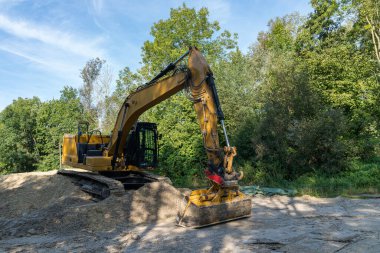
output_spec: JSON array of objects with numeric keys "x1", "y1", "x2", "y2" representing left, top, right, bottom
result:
[{"x1": 0, "y1": 171, "x2": 379, "y2": 252}]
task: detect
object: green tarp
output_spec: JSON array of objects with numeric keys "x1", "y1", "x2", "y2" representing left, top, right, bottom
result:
[{"x1": 240, "y1": 185, "x2": 298, "y2": 197}]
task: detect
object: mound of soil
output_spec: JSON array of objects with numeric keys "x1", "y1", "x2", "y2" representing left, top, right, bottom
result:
[
  {"x1": 0, "y1": 171, "x2": 184, "y2": 239},
  {"x1": 0, "y1": 170, "x2": 91, "y2": 219}
]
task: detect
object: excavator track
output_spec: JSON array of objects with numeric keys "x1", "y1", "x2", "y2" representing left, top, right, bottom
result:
[
  {"x1": 98, "y1": 170, "x2": 171, "y2": 189},
  {"x1": 58, "y1": 168, "x2": 171, "y2": 199},
  {"x1": 58, "y1": 169, "x2": 125, "y2": 199}
]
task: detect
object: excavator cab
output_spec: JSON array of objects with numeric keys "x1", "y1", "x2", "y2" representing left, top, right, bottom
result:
[{"x1": 124, "y1": 122, "x2": 158, "y2": 169}]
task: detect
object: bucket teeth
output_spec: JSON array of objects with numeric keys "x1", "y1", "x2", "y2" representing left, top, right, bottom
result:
[{"x1": 176, "y1": 190, "x2": 252, "y2": 228}]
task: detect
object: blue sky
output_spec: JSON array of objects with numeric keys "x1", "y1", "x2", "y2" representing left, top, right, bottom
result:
[{"x1": 0, "y1": 0, "x2": 312, "y2": 111}]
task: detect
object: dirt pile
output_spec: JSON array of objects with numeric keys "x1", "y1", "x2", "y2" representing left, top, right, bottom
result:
[
  {"x1": 0, "y1": 171, "x2": 184, "y2": 239},
  {"x1": 0, "y1": 170, "x2": 91, "y2": 219},
  {"x1": 55, "y1": 181, "x2": 184, "y2": 232}
]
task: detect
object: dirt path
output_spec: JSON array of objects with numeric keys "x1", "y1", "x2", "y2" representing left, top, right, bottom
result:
[{"x1": 1, "y1": 171, "x2": 379, "y2": 252}]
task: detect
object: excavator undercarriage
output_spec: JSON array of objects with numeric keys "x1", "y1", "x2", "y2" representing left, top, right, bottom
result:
[
  {"x1": 58, "y1": 168, "x2": 170, "y2": 198},
  {"x1": 61, "y1": 47, "x2": 251, "y2": 227}
]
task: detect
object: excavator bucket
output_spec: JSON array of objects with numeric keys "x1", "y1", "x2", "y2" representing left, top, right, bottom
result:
[{"x1": 176, "y1": 183, "x2": 252, "y2": 228}]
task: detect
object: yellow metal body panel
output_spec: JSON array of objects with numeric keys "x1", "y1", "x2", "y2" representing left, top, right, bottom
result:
[
  {"x1": 86, "y1": 156, "x2": 112, "y2": 167},
  {"x1": 63, "y1": 160, "x2": 113, "y2": 171},
  {"x1": 62, "y1": 133, "x2": 111, "y2": 171},
  {"x1": 62, "y1": 134, "x2": 79, "y2": 164},
  {"x1": 189, "y1": 189, "x2": 247, "y2": 207}
]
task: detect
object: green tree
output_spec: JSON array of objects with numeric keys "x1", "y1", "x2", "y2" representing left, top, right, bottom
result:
[
  {"x1": 79, "y1": 57, "x2": 105, "y2": 127},
  {"x1": 352, "y1": 0, "x2": 380, "y2": 63},
  {"x1": 234, "y1": 11, "x2": 357, "y2": 183},
  {"x1": 138, "y1": 4, "x2": 238, "y2": 185},
  {"x1": 0, "y1": 97, "x2": 41, "y2": 173},
  {"x1": 60, "y1": 85, "x2": 79, "y2": 101},
  {"x1": 95, "y1": 65, "x2": 114, "y2": 133},
  {"x1": 301, "y1": 0, "x2": 379, "y2": 156},
  {"x1": 141, "y1": 3, "x2": 237, "y2": 77},
  {"x1": 35, "y1": 87, "x2": 82, "y2": 171},
  {"x1": 212, "y1": 49, "x2": 257, "y2": 148}
]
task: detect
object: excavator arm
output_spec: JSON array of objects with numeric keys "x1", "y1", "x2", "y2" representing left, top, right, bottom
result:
[
  {"x1": 187, "y1": 48, "x2": 241, "y2": 183},
  {"x1": 106, "y1": 47, "x2": 241, "y2": 184},
  {"x1": 107, "y1": 70, "x2": 188, "y2": 167}
]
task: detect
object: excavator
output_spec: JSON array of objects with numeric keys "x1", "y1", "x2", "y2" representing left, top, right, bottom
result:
[{"x1": 60, "y1": 47, "x2": 251, "y2": 228}]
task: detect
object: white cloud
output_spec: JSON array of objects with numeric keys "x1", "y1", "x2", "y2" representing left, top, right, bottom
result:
[
  {"x1": 0, "y1": 44, "x2": 47, "y2": 66},
  {"x1": 91, "y1": 0, "x2": 104, "y2": 15},
  {"x1": 0, "y1": 41, "x2": 82, "y2": 76},
  {"x1": 0, "y1": 14, "x2": 104, "y2": 58},
  {"x1": 0, "y1": 12, "x2": 111, "y2": 94}
]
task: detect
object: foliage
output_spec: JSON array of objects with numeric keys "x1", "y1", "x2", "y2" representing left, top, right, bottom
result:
[
  {"x1": 0, "y1": 88, "x2": 82, "y2": 173},
  {"x1": 137, "y1": 4, "x2": 238, "y2": 185},
  {"x1": 233, "y1": 2, "x2": 380, "y2": 185},
  {"x1": 288, "y1": 160, "x2": 380, "y2": 197},
  {"x1": 35, "y1": 88, "x2": 82, "y2": 171},
  {"x1": 141, "y1": 3, "x2": 237, "y2": 77},
  {"x1": 351, "y1": 0, "x2": 380, "y2": 63},
  {"x1": 0, "y1": 97, "x2": 41, "y2": 173},
  {"x1": 79, "y1": 57, "x2": 105, "y2": 128}
]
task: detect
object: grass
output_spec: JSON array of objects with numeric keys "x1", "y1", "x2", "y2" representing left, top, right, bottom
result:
[
  {"x1": 276, "y1": 160, "x2": 380, "y2": 197},
  {"x1": 237, "y1": 159, "x2": 380, "y2": 197}
]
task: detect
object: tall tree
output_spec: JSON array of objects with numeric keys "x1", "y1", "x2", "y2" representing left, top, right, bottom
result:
[
  {"x1": 236, "y1": 11, "x2": 358, "y2": 182},
  {"x1": 354, "y1": 0, "x2": 380, "y2": 63},
  {"x1": 141, "y1": 3, "x2": 237, "y2": 77},
  {"x1": 301, "y1": 0, "x2": 379, "y2": 147},
  {"x1": 79, "y1": 57, "x2": 105, "y2": 127},
  {"x1": 138, "y1": 4, "x2": 238, "y2": 185},
  {"x1": 0, "y1": 97, "x2": 40, "y2": 173},
  {"x1": 35, "y1": 87, "x2": 82, "y2": 171},
  {"x1": 94, "y1": 65, "x2": 114, "y2": 132}
]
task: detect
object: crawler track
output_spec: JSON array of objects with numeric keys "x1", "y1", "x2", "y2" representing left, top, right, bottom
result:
[
  {"x1": 58, "y1": 169, "x2": 125, "y2": 198},
  {"x1": 58, "y1": 168, "x2": 172, "y2": 199}
]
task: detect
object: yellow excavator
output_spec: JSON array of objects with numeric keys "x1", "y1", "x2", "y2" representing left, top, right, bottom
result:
[{"x1": 60, "y1": 47, "x2": 251, "y2": 227}]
